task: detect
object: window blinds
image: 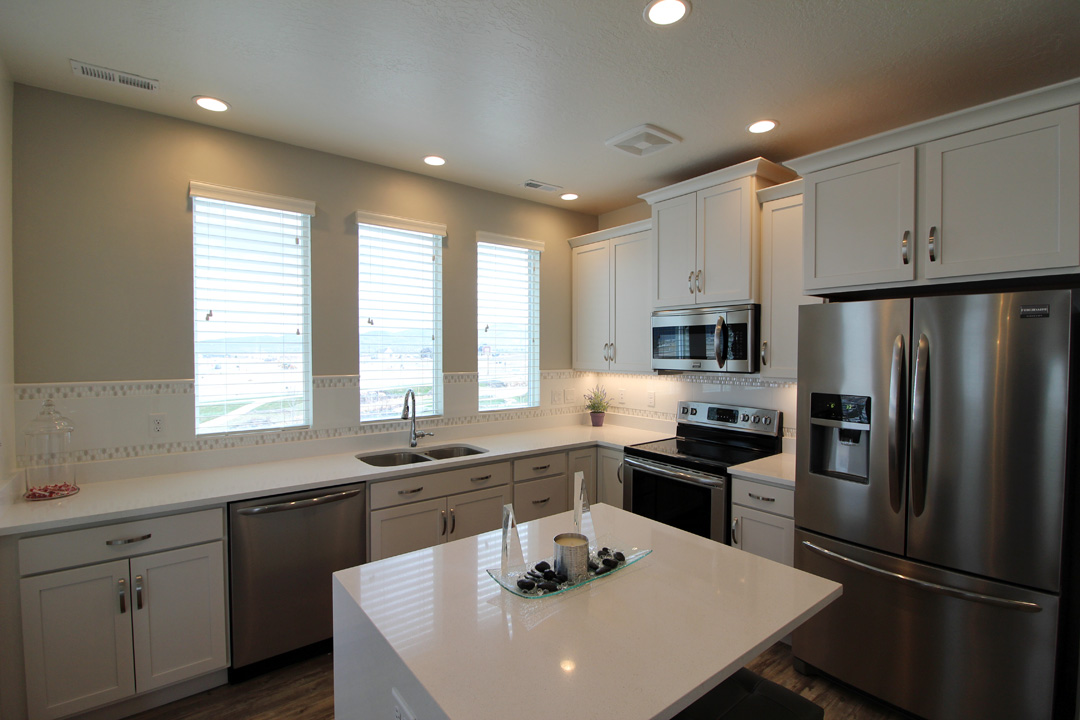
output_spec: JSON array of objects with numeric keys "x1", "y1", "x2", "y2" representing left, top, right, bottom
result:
[
  {"x1": 358, "y1": 222, "x2": 444, "y2": 421},
  {"x1": 192, "y1": 196, "x2": 313, "y2": 434},
  {"x1": 477, "y1": 240, "x2": 540, "y2": 411}
]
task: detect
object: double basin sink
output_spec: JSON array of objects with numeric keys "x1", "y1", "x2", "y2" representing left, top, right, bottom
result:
[{"x1": 356, "y1": 444, "x2": 487, "y2": 467}]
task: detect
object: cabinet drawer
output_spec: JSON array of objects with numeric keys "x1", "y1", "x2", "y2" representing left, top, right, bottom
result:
[
  {"x1": 369, "y1": 462, "x2": 511, "y2": 510},
  {"x1": 19, "y1": 509, "x2": 224, "y2": 576},
  {"x1": 731, "y1": 478, "x2": 794, "y2": 517},
  {"x1": 513, "y1": 452, "x2": 567, "y2": 482},
  {"x1": 513, "y1": 474, "x2": 569, "y2": 523}
]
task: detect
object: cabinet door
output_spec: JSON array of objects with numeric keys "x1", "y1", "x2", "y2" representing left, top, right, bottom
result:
[
  {"x1": 922, "y1": 106, "x2": 1080, "y2": 279},
  {"x1": 370, "y1": 498, "x2": 447, "y2": 561},
  {"x1": 513, "y1": 474, "x2": 569, "y2": 523},
  {"x1": 571, "y1": 241, "x2": 611, "y2": 371},
  {"x1": 653, "y1": 193, "x2": 698, "y2": 308},
  {"x1": 130, "y1": 542, "x2": 227, "y2": 692},
  {"x1": 760, "y1": 194, "x2": 820, "y2": 379},
  {"x1": 804, "y1": 148, "x2": 916, "y2": 291},
  {"x1": 698, "y1": 177, "x2": 756, "y2": 304},
  {"x1": 610, "y1": 230, "x2": 654, "y2": 372},
  {"x1": 567, "y1": 447, "x2": 598, "y2": 507},
  {"x1": 21, "y1": 560, "x2": 135, "y2": 720},
  {"x1": 598, "y1": 449, "x2": 625, "y2": 509},
  {"x1": 448, "y1": 485, "x2": 511, "y2": 542},
  {"x1": 731, "y1": 505, "x2": 794, "y2": 566}
]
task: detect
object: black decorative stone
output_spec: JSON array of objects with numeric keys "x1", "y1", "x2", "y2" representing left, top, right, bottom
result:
[
  {"x1": 517, "y1": 579, "x2": 536, "y2": 591},
  {"x1": 534, "y1": 561, "x2": 551, "y2": 572}
]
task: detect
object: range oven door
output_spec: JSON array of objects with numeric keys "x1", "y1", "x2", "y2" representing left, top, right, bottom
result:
[
  {"x1": 623, "y1": 456, "x2": 729, "y2": 544},
  {"x1": 652, "y1": 305, "x2": 759, "y2": 373}
]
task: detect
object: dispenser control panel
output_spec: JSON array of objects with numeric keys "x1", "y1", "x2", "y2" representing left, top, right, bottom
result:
[{"x1": 810, "y1": 394, "x2": 870, "y2": 425}]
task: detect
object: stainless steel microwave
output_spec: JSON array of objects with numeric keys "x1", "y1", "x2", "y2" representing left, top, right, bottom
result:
[{"x1": 651, "y1": 305, "x2": 760, "y2": 373}]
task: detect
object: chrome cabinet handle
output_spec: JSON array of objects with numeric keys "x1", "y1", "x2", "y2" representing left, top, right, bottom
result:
[
  {"x1": 688, "y1": 271, "x2": 695, "y2": 294},
  {"x1": 532, "y1": 497, "x2": 550, "y2": 505},
  {"x1": 398, "y1": 486, "x2": 424, "y2": 496},
  {"x1": 616, "y1": 461, "x2": 623, "y2": 484},
  {"x1": 760, "y1": 340, "x2": 768, "y2": 367},
  {"x1": 118, "y1": 578, "x2": 127, "y2": 614},
  {"x1": 609, "y1": 343, "x2": 615, "y2": 363},
  {"x1": 910, "y1": 334, "x2": 930, "y2": 517},
  {"x1": 802, "y1": 541, "x2": 1041, "y2": 612},
  {"x1": 441, "y1": 509, "x2": 447, "y2": 536},
  {"x1": 901, "y1": 230, "x2": 910, "y2": 265},
  {"x1": 532, "y1": 464, "x2": 550, "y2": 472},
  {"x1": 731, "y1": 518, "x2": 739, "y2": 546},
  {"x1": 107, "y1": 533, "x2": 152, "y2": 546},
  {"x1": 237, "y1": 488, "x2": 363, "y2": 515},
  {"x1": 928, "y1": 226, "x2": 938, "y2": 262},
  {"x1": 135, "y1": 574, "x2": 144, "y2": 610},
  {"x1": 449, "y1": 508, "x2": 456, "y2": 534},
  {"x1": 748, "y1": 492, "x2": 775, "y2": 503},
  {"x1": 602, "y1": 343, "x2": 608, "y2": 361},
  {"x1": 471, "y1": 474, "x2": 492, "y2": 483},
  {"x1": 695, "y1": 270, "x2": 702, "y2": 293},
  {"x1": 888, "y1": 335, "x2": 906, "y2": 514}
]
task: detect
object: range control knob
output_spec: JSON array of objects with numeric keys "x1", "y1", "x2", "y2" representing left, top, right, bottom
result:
[
  {"x1": 764, "y1": 417, "x2": 773, "y2": 426},
  {"x1": 741, "y1": 413, "x2": 750, "y2": 422},
  {"x1": 752, "y1": 415, "x2": 761, "y2": 423}
]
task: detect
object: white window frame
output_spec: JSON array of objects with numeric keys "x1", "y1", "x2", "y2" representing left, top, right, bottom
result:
[
  {"x1": 190, "y1": 182, "x2": 315, "y2": 435},
  {"x1": 356, "y1": 210, "x2": 446, "y2": 422},
  {"x1": 476, "y1": 231, "x2": 542, "y2": 412}
]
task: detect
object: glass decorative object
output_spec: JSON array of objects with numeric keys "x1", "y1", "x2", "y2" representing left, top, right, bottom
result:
[{"x1": 23, "y1": 398, "x2": 78, "y2": 501}]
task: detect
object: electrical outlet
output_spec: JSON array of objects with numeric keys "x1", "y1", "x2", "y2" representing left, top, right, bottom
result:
[
  {"x1": 647, "y1": 391, "x2": 656, "y2": 407},
  {"x1": 149, "y1": 412, "x2": 166, "y2": 437},
  {"x1": 392, "y1": 688, "x2": 417, "y2": 720},
  {"x1": 619, "y1": 388, "x2": 626, "y2": 405}
]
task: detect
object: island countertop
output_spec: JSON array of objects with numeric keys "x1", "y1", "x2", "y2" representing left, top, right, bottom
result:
[{"x1": 332, "y1": 504, "x2": 842, "y2": 720}]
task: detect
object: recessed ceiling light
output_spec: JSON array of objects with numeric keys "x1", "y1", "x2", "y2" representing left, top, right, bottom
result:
[
  {"x1": 424, "y1": 155, "x2": 446, "y2": 166},
  {"x1": 643, "y1": 0, "x2": 691, "y2": 26},
  {"x1": 747, "y1": 120, "x2": 778, "y2": 134},
  {"x1": 193, "y1": 96, "x2": 229, "y2": 112},
  {"x1": 561, "y1": 193, "x2": 579, "y2": 201}
]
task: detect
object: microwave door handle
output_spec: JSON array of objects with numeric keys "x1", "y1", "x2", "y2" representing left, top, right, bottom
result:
[
  {"x1": 715, "y1": 317, "x2": 727, "y2": 369},
  {"x1": 910, "y1": 333, "x2": 930, "y2": 517},
  {"x1": 887, "y1": 334, "x2": 905, "y2": 514}
]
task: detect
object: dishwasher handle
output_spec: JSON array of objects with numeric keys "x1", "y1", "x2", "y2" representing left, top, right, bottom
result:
[{"x1": 236, "y1": 487, "x2": 364, "y2": 515}]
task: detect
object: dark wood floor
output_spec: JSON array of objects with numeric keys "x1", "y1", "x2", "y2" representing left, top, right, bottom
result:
[{"x1": 129, "y1": 643, "x2": 908, "y2": 720}]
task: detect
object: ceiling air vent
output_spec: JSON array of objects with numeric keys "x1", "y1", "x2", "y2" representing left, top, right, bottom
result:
[
  {"x1": 522, "y1": 179, "x2": 563, "y2": 193},
  {"x1": 70, "y1": 60, "x2": 159, "y2": 92},
  {"x1": 606, "y1": 124, "x2": 682, "y2": 157}
]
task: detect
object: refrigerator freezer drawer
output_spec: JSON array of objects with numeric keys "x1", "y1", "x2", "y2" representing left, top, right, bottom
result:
[{"x1": 793, "y1": 530, "x2": 1060, "y2": 720}]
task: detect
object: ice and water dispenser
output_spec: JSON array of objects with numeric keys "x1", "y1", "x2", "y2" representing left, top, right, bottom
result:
[{"x1": 808, "y1": 393, "x2": 871, "y2": 484}]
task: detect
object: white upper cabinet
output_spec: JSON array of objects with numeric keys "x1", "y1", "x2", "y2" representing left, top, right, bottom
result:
[
  {"x1": 570, "y1": 221, "x2": 652, "y2": 373},
  {"x1": 789, "y1": 83, "x2": 1080, "y2": 294},
  {"x1": 803, "y1": 148, "x2": 916, "y2": 291},
  {"x1": 641, "y1": 158, "x2": 797, "y2": 310}
]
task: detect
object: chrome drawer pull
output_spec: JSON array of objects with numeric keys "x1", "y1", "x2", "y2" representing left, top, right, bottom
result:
[
  {"x1": 471, "y1": 475, "x2": 492, "y2": 482},
  {"x1": 106, "y1": 533, "x2": 152, "y2": 546},
  {"x1": 532, "y1": 464, "x2": 550, "y2": 472},
  {"x1": 398, "y1": 486, "x2": 424, "y2": 495},
  {"x1": 748, "y1": 492, "x2": 775, "y2": 503},
  {"x1": 532, "y1": 497, "x2": 550, "y2": 505}
]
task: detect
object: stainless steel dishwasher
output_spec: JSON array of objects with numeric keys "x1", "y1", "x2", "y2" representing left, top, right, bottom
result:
[{"x1": 228, "y1": 482, "x2": 365, "y2": 675}]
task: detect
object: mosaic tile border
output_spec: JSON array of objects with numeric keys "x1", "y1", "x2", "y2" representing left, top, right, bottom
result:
[
  {"x1": 595, "y1": 371, "x2": 796, "y2": 389},
  {"x1": 17, "y1": 381, "x2": 194, "y2": 401},
  {"x1": 606, "y1": 407, "x2": 677, "y2": 422}
]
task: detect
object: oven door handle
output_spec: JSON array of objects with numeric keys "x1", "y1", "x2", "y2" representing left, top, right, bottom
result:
[{"x1": 623, "y1": 457, "x2": 726, "y2": 489}]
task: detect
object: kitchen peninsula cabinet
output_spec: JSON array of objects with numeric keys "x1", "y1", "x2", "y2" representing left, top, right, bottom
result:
[
  {"x1": 729, "y1": 455, "x2": 796, "y2": 568},
  {"x1": 640, "y1": 159, "x2": 796, "y2": 309},
  {"x1": 18, "y1": 510, "x2": 226, "y2": 720},
  {"x1": 794, "y1": 102, "x2": 1080, "y2": 294},
  {"x1": 570, "y1": 221, "x2": 652, "y2": 372}
]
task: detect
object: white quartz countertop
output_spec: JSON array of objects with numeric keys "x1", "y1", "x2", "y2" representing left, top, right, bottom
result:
[
  {"x1": 728, "y1": 452, "x2": 796, "y2": 488},
  {"x1": 333, "y1": 504, "x2": 841, "y2": 720},
  {"x1": 0, "y1": 425, "x2": 669, "y2": 537}
]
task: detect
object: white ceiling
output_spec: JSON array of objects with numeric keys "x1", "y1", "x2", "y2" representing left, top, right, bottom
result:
[{"x1": 2, "y1": 0, "x2": 1079, "y2": 215}]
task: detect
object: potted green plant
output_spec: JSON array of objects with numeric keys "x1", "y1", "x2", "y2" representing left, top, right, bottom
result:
[{"x1": 584, "y1": 385, "x2": 611, "y2": 426}]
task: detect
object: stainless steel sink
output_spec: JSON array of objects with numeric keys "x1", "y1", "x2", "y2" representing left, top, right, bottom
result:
[
  {"x1": 356, "y1": 445, "x2": 488, "y2": 466},
  {"x1": 422, "y1": 445, "x2": 487, "y2": 459},
  {"x1": 356, "y1": 451, "x2": 432, "y2": 467}
]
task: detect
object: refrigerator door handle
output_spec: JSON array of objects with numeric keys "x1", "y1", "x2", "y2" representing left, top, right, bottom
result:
[
  {"x1": 888, "y1": 334, "x2": 906, "y2": 513},
  {"x1": 910, "y1": 333, "x2": 930, "y2": 517},
  {"x1": 801, "y1": 541, "x2": 1042, "y2": 613}
]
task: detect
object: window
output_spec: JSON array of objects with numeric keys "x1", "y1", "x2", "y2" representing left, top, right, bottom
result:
[
  {"x1": 191, "y1": 182, "x2": 314, "y2": 434},
  {"x1": 357, "y1": 211, "x2": 445, "y2": 421},
  {"x1": 476, "y1": 232, "x2": 542, "y2": 411}
]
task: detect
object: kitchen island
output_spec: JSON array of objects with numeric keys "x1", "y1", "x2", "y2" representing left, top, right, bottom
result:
[{"x1": 333, "y1": 504, "x2": 841, "y2": 720}]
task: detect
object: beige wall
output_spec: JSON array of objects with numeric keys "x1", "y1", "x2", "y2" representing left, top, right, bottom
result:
[
  {"x1": 0, "y1": 61, "x2": 14, "y2": 476},
  {"x1": 12, "y1": 86, "x2": 596, "y2": 382},
  {"x1": 598, "y1": 200, "x2": 650, "y2": 230}
]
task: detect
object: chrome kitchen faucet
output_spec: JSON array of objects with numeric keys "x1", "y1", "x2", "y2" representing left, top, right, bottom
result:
[{"x1": 402, "y1": 389, "x2": 434, "y2": 447}]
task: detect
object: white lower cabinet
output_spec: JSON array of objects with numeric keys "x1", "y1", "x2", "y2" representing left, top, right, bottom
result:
[
  {"x1": 598, "y1": 448, "x2": 625, "y2": 508},
  {"x1": 513, "y1": 474, "x2": 569, "y2": 523},
  {"x1": 370, "y1": 485, "x2": 511, "y2": 560},
  {"x1": 730, "y1": 477, "x2": 794, "y2": 567},
  {"x1": 18, "y1": 510, "x2": 227, "y2": 720}
]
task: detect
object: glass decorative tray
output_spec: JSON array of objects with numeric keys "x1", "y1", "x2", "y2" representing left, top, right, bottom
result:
[{"x1": 487, "y1": 535, "x2": 651, "y2": 599}]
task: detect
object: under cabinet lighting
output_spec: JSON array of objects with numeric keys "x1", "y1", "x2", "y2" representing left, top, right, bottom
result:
[
  {"x1": 747, "y1": 120, "x2": 777, "y2": 134},
  {"x1": 644, "y1": 0, "x2": 691, "y2": 26},
  {"x1": 193, "y1": 96, "x2": 229, "y2": 112},
  {"x1": 561, "y1": 193, "x2": 579, "y2": 201},
  {"x1": 424, "y1": 155, "x2": 446, "y2": 166}
]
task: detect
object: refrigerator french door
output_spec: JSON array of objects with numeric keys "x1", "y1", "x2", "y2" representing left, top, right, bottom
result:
[{"x1": 793, "y1": 290, "x2": 1077, "y2": 720}]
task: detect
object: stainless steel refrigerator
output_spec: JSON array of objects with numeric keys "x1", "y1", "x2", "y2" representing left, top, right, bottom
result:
[{"x1": 794, "y1": 289, "x2": 1079, "y2": 720}]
